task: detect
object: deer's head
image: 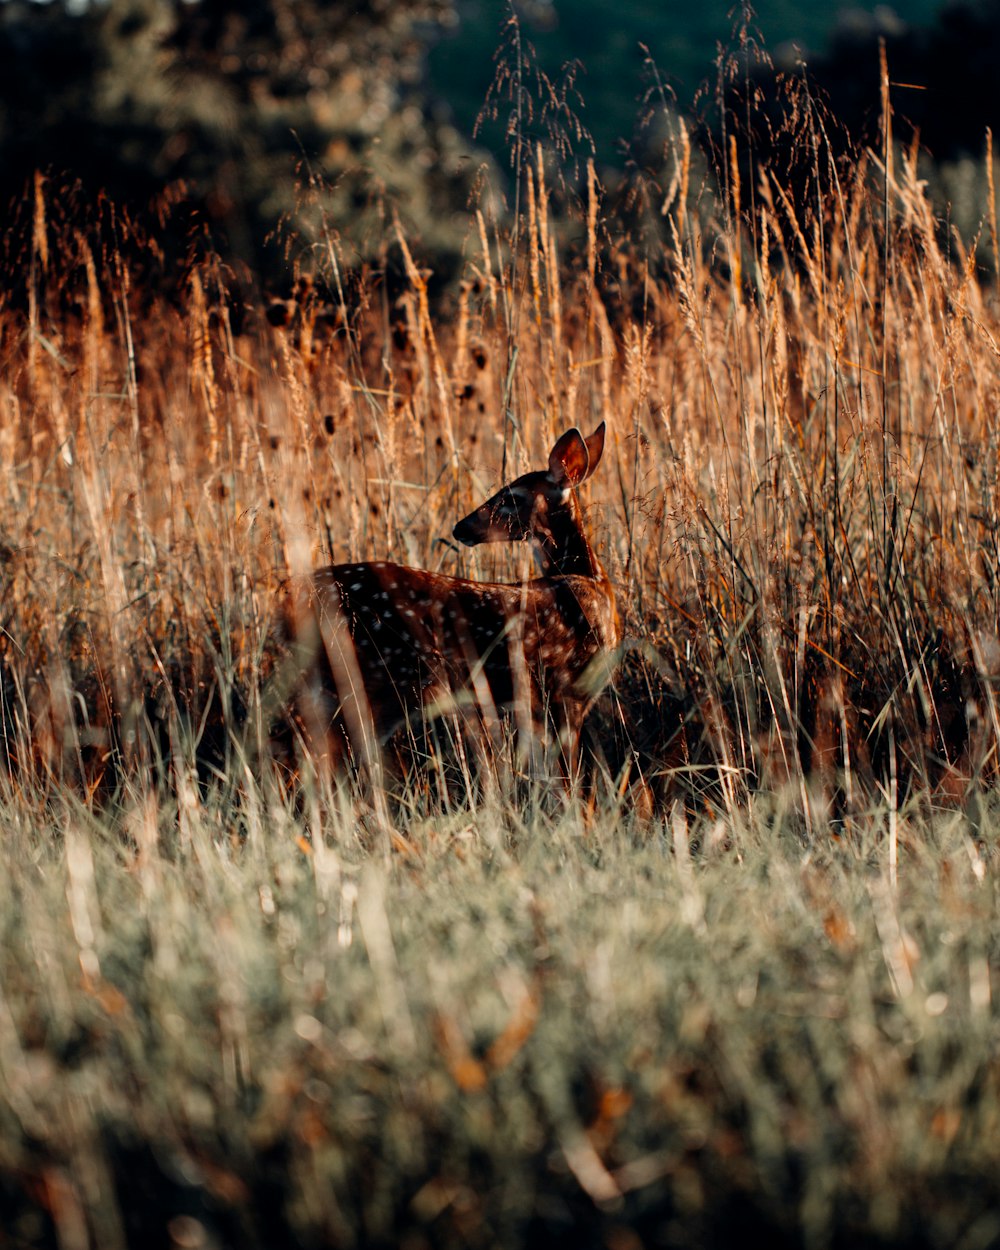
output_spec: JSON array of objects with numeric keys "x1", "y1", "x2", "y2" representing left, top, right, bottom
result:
[{"x1": 452, "y1": 423, "x2": 607, "y2": 553}]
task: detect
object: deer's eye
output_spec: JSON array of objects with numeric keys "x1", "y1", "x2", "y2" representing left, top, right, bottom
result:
[{"x1": 498, "y1": 489, "x2": 523, "y2": 513}]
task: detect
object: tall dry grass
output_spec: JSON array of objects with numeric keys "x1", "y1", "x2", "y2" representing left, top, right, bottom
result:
[{"x1": 3, "y1": 89, "x2": 1000, "y2": 823}]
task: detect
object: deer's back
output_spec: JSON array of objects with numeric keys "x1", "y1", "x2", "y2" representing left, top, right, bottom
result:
[{"x1": 309, "y1": 560, "x2": 617, "y2": 728}]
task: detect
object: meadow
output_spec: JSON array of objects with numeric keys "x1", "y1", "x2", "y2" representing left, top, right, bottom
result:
[{"x1": 1, "y1": 74, "x2": 1000, "y2": 1247}]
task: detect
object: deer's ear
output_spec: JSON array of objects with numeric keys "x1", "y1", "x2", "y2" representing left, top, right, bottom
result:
[
  {"x1": 581, "y1": 422, "x2": 606, "y2": 480},
  {"x1": 548, "y1": 428, "x2": 590, "y2": 487}
]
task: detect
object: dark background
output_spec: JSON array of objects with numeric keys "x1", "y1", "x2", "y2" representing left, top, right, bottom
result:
[
  {"x1": 427, "y1": 0, "x2": 943, "y2": 164},
  {"x1": 1, "y1": 0, "x2": 995, "y2": 279}
]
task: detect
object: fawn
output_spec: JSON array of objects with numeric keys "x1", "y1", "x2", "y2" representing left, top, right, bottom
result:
[{"x1": 289, "y1": 422, "x2": 619, "y2": 779}]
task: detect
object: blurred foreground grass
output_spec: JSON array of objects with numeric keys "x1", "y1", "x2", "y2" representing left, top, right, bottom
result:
[{"x1": 2, "y1": 789, "x2": 998, "y2": 1249}]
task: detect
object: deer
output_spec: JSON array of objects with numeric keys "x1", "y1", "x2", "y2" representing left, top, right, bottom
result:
[{"x1": 285, "y1": 422, "x2": 620, "y2": 783}]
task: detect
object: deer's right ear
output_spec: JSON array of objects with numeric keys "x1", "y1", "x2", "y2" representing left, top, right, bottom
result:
[{"x1": 548, "y1": 428, "x2": 590, "y2": 487}]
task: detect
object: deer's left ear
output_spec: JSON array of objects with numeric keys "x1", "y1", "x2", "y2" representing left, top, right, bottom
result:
[
  {"x1": 581, "y1": 422, "x2": 606, "y2": 480},
  {"x1": 548, "y1": 428, "x2": 591, "y2": 487}
]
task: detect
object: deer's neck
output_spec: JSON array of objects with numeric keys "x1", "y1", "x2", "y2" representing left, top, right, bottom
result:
[{"x1": 532, "y1": 497, "x2": 605, "y2": 581}]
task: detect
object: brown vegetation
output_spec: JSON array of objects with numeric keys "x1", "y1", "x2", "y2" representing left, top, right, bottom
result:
[{"x1": 3, "y1": 100, "x2": 1000, "y2": 828}]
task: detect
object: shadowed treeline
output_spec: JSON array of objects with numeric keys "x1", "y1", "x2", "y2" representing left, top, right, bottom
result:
[
  {"x1": 0, "y1": 0, "x2": 481, "y2": 280},
  {"x1": 10, "y1": 0, "x2": 1000, "y2": 291}
]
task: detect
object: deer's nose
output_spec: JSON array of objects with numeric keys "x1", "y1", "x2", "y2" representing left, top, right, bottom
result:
[{"x1": 452, "y1": 513, "x2": 481, "y2": 546}]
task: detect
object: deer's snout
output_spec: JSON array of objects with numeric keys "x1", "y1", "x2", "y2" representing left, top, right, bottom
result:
[
  {"x1": 452, "y1": 510, "x2": 485, "y2": 546},
  {"x1": 453, "y1": 503, "x2": 514, "y2": 546}
]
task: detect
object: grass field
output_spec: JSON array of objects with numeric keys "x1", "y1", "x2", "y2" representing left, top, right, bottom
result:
[{"x1": 2, "y1": 72, "x2": 1000, "y2": 1247}]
